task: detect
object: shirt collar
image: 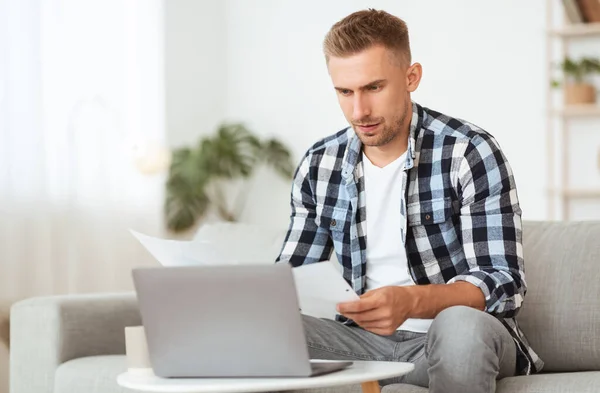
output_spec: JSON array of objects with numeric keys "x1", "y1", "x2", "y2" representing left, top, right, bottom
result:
[{"x1": 342, "y1": 101, "x2": 421, "y2": 181}]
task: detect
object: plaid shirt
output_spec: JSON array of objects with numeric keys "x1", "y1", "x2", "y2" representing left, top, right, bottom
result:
[{"x1": 276, "y1": 101, "x2": 543, "y2": 375}]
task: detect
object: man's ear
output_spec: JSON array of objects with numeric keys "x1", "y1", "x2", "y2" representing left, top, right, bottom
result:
[{"x1": 406, "y1": 62, "x2": 422, "y2": 93}]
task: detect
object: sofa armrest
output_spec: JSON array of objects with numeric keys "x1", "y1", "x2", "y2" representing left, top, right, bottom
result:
[{"x1": 10, "y1": 292, "x2": 140, "y2": 393}]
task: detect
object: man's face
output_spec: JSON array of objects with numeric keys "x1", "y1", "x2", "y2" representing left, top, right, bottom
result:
[{"x1": 327, "y1": 45, "x2": 418, "y2": 147}]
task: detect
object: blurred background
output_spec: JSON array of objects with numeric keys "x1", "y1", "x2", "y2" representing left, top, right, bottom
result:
[{"x1": 1, "y1": 0, "x2": 599, "y2": 388}]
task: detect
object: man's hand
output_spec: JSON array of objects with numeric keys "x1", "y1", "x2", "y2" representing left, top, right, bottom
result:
[
  {"x1": 336, "y1": 282, "x2": 486, "y2": 336},
  {"x1": 336, "y1": 286, "x2": 415, "y2": 336}
]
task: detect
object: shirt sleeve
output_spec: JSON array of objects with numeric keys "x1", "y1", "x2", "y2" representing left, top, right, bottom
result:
[
  {"x1": 447, "y1": 134, "x2": 526, "y2": 319},
  {"x1": 275, "y1": 153, "x2": 334, "y2": 266}
]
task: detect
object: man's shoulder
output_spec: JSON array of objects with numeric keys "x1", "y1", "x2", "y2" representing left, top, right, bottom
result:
[
  {"x1": 420, "y1": 106, "x2": 495, "y2": 148},
  {"x1": 304, "y1": 126, "x2": 353, "y2": 157},
  {"x1": 294, "y1": 127, "x2": 354, "y2": 180}
]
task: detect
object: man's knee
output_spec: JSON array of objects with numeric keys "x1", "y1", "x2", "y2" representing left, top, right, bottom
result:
[
  {"x1": 426, "y1": 306, "x2": 516, "y2": 380},
  {"x1": 427, "y1": 306, "x2": 497, "y2": 356},
  {"x1": 430, "y1": 306, "x2": 489, "y2": 336}
]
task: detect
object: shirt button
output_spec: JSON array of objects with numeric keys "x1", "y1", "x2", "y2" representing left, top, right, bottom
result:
[
  {"x1": 331, "y1": 219, "x2": 337, "y2": 227},
  {"x1": 425, "y1": 214, "x2": 431, "y2": 220}
]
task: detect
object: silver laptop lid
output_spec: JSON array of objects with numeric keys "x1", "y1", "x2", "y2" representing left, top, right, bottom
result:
[{"x1": 132, "y1": 263, "x2": 312, "y2": 377}]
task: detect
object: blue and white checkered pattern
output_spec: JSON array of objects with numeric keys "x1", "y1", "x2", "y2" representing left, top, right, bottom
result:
[{"x1": 276, "y1": 101, "x2": 543, "y2": 375}]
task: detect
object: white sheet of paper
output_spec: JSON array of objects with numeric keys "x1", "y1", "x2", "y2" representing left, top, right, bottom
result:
[
  {"x1": 130, "y1": 230, "x2": 200, "y2": 266},
  {"x1": 291, "y1": 262, "x2": 359, "y2": 318},
  {"x1": 130, "y1": 230, "x2": 359, "y2": 318}
]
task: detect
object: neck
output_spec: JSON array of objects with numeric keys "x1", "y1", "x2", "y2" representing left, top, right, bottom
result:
[{"x1": 363, "y1": 137, "x2": 408, "y2": 168}]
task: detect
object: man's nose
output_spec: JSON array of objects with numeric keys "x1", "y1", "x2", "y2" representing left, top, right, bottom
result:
[{"x1": 352, "y1": 94, "x2": 371, "y2": 121}]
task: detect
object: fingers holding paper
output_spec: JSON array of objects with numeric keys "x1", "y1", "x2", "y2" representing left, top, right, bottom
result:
[{"x1": 336, "y1": 286, "x2": 413, "y2": 336}]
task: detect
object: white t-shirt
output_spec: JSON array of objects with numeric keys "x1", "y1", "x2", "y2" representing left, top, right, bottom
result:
[{"x1": 363, "y1": 152, "x2": 433, "y2": 333}]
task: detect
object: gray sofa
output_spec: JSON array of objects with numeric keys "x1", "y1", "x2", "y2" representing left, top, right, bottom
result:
[{"x1": 10, "y1": 221, "x2": 600, "y2": 393}]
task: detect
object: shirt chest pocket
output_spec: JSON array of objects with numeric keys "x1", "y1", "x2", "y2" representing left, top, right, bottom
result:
[
  {"x1": 406, "y1": 197, "x2": 462, "y2": 264},
  {"x1": 407, "y1": 197, "x2": 455, "y2": 226},
  {"x1": 315, "y1": 205, "x2": 351, "y2": 235}
]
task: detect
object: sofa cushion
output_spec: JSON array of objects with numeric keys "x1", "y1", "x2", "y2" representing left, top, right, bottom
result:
[
  {"x1": 53, "y1": 355, "x2": 600, "y2": 393},
  {"x1": 378, "y1": 372, "x2": 600, "y2": 393},
  {"x1": 519, "y1": 221, "x2": 600, "y2": 372},
  {"x1": 381, "y1": 383, "x2": 428, "y2": 393},
  {"x1": 55, "y1": 355, "x2": 132, "y2": 393},
  {"x1": 496, "y1": 371, "x2": 600, "y2": 393}
]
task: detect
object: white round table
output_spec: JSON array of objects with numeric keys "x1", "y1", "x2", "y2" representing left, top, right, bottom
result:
[{"x1": 117, "y1": 361, "x2": 414, "y2": 393}]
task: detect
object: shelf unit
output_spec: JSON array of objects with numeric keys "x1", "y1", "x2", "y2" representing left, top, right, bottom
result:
[
  {"x1": 548, "y1": 22, "x2": 600, "y2": 37},
  {"x1": 550, "y1": 188, "x2": 600, "y2": 198},
  {"x1": 551, "y1": 104, "x2": 600, "y2": 117},
  {"x1": 546, "y1": 1, "x2": 600, "y2": 220}
]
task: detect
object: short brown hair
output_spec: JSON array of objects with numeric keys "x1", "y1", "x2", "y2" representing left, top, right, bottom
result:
[{"x1": 323, "y1": 9, "x2": 411, "y2": 66}]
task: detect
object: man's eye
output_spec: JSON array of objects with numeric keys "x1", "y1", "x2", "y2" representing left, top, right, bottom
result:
[
  {"x1": 340, "y1": 89, "x2": 352, "y2": 96},
  {"x1": 368, "y1": 85, "x2": 381, "y2": 91}
]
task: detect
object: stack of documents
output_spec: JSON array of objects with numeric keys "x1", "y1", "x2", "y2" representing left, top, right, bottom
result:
[{"x1": 130, "y1": 229, "x2": 359, "y2": 318}]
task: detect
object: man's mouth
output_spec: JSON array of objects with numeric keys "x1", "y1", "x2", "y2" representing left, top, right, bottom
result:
[{"x1": 356, "y1": 123, "x2": 381, "y2": 132}]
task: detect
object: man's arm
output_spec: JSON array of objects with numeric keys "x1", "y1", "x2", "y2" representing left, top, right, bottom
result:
[
  {"x1": 337, "y1": 282, "x2": 483, "y2": 335},
  {"x1": 445, "y1": 134, "x2": 525, "y2": 318},
  {"x1": 275, "y1": 154, "x2": 334, "y2": 266}
]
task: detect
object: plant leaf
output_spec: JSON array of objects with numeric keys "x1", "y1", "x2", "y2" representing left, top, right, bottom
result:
[
  {"x1": 164, "y1": 158, "x2": 211, "y2": 232},
  {"x1": 260, "y1": 138, "x2": 295, "y2": 179},
  {"x1": 164, "y1": 188, "x2": 210, "y2": 232},
  {"x1": 560, "y1": 56, "x2": 600, "y2": 83},
  {"x1": 200, "y1": 123, "x2": 261, "y2": 178},
  {"x1": 164, "y1": 123, "x2": 295, "y2": 231}
]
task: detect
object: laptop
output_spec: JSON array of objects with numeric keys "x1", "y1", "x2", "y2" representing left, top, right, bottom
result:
[{"x1": 131, "y1": 263, "x2": 353, "y2": 378}]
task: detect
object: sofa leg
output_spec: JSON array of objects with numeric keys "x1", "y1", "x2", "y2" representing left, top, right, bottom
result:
[{"x1": 361, "y1": 381, "x2": 380, "y2": 393}]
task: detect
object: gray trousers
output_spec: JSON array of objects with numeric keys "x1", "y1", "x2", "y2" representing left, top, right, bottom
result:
[{"x1": 303, "y1": 306, "x2": 516, "y2": 393}]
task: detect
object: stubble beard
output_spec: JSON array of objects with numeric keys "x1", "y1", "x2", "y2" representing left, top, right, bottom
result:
[{"x1": 353, "y1": 108, "x2": 407, "y2": 147}]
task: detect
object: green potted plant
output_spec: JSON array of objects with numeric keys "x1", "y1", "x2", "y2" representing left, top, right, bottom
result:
[
  {"x1": 551, "y1": 56, "x2": 600, "y2": 105},
  {"x1": 165, "y1": 123, "x2": 295, "y2": 232}
]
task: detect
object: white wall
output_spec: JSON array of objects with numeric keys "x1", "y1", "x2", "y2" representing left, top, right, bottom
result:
[
  {"x1": 164, "y1": 0, "x2": 227, "y2": 149},
  {"x1": 222, "y1": 0, "x2": 549, "y2": 227},
  {"x1": 166, "y1": 0, "x2": 551, "y2": 228}
]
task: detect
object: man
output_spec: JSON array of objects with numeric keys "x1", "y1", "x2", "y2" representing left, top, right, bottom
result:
[{"x1": 276, "y1": 9, "x2": 543, "y2": 393}]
